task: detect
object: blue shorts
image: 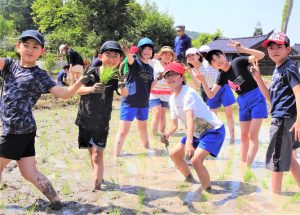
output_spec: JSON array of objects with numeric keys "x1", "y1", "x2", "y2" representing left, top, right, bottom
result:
[
  {"x1": 237, "y1": 87, "x2": 268, "y2": 121},
  {"x1": 181, "y1": 125, "x2": 225, "y2": 157},
  {"x1": 207, "y1": 84, "x2": 236, "y2": 109},
  {"x1": 149, "y1": 99, "x2": 169, "y2": 108},
  {"x1": 120, "y1": 105, "x2": 149, "y2": 121}
]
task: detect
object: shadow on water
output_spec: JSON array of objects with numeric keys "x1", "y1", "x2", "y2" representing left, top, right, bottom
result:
[
  {"x1": 102, "y1": 179, "x2": 260, "y2": 214},
  {"x1": 3, "y1": 198, "x2": 139, "y2": 215},
  {"x1": 119, "y1": 148, "x2": 168, "y2": 158},
  {"x1": 209, "y1": 180, "x2": 260, "y2": 206}
]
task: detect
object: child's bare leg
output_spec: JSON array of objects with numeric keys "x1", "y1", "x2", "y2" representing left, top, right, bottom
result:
[
  {"x1": 17, "y1": 156, "x2": 60, "y2": 202},
  {"x1": 150, "y1": 106, "x2": 161, "y2": 135},
  {"x1": 290, "y1": 150, "x2": 300, "y2": 188},
  {"x1": 246, "y1": 119, "x2": 263, "y2": 166},
  {"x1": 0, "y1": 157, "x2": 11, "y2": 183},
  {"x1": 224, "y1": 105, "x2": 235, "y2": 143},
  {"x1": 271, "y1": 171, "x2": 283, "y2": 194},
  {"x1": 158, "y1": 107, "x2": 167, "y2": 134},
  {"x1": 114, "y1": 120, "x2": 132, "y2": 157},
  {"x1": 191, "y1": 148, "x2": 210, "y2": 189},
  {"x1": 89, "y1": 147, "x2": 104, "y2": 190},
  {"x1": 170, "y1": 144, "x2": 191, "y2": 178},
  {"x1": 137, "y1": 120, "x2": 150, "y2": 149},
  {"x1": 240, "y1": 121, "x2": 250, "y2": 165}
]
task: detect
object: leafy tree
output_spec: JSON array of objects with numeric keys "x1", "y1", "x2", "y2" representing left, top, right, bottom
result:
[
  {"x1": 281, "y1": 0, "x2": 293, "y2": 33},
  {"x1": 253, "y1": 22, "x2": 263, "y2": 36},
  {"x1": 0, "y1": 0, "x2": 36, "y2": 32},
  {"x1": 137, "y1": 0, "x2": 174, "y2": 50},
  {"x1": 0, "y1": 15, "x2": 15, "y2": 40},
  {"x1": 192, "y1": 29, "x2": 223, "y2": 48}
]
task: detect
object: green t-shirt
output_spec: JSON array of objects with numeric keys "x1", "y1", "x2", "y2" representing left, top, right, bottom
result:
[{"x1": 122, "y1": 57, "x2": 129, "y2": 75}]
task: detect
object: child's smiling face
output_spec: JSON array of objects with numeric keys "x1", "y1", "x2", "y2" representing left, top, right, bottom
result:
[
  {"x1": 17, "y1": 38, "x2": 45, "y2": 67},
  {"x1": 100, "y1": 50, "x2": 121, "y2": 68}
]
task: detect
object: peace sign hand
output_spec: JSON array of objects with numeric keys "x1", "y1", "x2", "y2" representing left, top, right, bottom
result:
[
  {"x1": 227, "y1": 39, "x2": 244, "y2": 53},
  {"x1": 249, "y1": 59, "x2": 261, "y2": 80}
]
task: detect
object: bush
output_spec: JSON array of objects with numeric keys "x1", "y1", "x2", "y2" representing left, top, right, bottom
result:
[{"x1": 42, "y1": 53, "x2": 57, "y2": 73}]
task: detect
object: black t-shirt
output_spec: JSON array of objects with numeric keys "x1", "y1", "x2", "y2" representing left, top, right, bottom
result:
[
  {"x1": 216, "y1": 56, "x2": 258, "y2": 95},
  {"x1": 75, "y1": 67, "x2": 118, "y2": 130},
  {"x1": 66, "y1": 48, "x2": 84, "y2": 66},
  {"x1": 121, "y1": 58, "x2": 154, "y2": 107}
]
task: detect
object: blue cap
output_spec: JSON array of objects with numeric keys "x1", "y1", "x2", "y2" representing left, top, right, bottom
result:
[
  {"x1": 19, "y1": 30, "x2": 45, "y2": 47},
  {"x1": 137, "y1": 38, "x2": 154, "y2": 48}
]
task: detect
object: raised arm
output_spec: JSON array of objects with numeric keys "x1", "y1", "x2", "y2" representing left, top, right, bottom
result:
[
  {"x1": 119, "y1": 40, "x2": 134, "y2": 65},
  {"x1": 0, "y1": 58, "x2": 5, "y2": 71},
  {"x1": 251, "y1": 60, "x2": 270, "y2": 101},
  {"x1": 228, "y1": 40, "x2": 265, "y2": 62}
]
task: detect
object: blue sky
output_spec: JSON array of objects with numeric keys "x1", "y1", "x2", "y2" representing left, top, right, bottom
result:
[{"x1": 137, "y1": 0, "x2": 299, "y2": 45}]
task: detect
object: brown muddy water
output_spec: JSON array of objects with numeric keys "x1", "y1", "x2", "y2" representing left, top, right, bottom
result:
[{"x1": 1, "y1": 105, "x2": 300, "y2": 214}]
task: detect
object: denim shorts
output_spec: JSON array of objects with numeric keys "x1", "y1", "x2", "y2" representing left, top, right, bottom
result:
[
  {"x1": 149, "y1": 99, "x2": 169, "y2": 108},
  {"x1": 207, "y1": 84, "x2": 236, "y2": 109},
  {"x1": 266, "y1": 117, "x2": 300, "y2": 172},
  {"x1": 120, "y1": 105, "x2": 149, "y2": 121},
  {"x1": 237, "y1": 87, "x2": 268, "y2": 121},
  {"x1": 181, "y1": 125, "x2": 225, "y2": 157}
]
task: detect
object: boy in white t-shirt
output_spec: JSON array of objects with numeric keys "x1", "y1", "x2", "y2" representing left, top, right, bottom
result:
[{"x1": 161, "y1": 62, "x2": 225, "y2": 190}]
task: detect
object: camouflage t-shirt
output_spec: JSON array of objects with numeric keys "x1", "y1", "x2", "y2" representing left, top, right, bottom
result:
[{"x1": 0, "y1": 58, "x2": 56, "y2": 134}]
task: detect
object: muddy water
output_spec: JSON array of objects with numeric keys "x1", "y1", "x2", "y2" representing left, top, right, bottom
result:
[{"x1": 1, "y1": 107, "x2": 300, "y2": 214}]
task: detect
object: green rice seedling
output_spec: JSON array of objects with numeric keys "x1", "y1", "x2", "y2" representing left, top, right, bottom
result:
[
  {"x1": 283, "y1": 173, "x2": 296, "y2": 192},
  {"x1": 27, "y1": 203, "x2": 37, "y2": 215},
  {"x1": 282, "y1": 192, "x2": 300, "y2": 209},
  {"x1": 243, "y1": 167, "x2": 257, "y2": 182},
  {"x1": 261, "y1": 179, "x2": 268, "y2": 189},
  {"x1": 0, "y1": 200, "x2": 5, "y2": 210},
  {"x1": 236, "y1": 196, "x2": 245, "y2": 209},
  {"x1": 61, "y1": 181, "x2": 72, "y2": 195},
  {"x1": 137, "y1": 188, "x2": 145, "y2": 213},
  {"x1": 177, "y1": 182, "x2": 188, "y2": 199},
  {"x1": 100, "y1": 66, "x2": 119, "y2": 86}
]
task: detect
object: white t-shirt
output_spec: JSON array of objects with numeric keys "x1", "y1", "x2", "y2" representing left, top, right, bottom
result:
[
  {"x1": 148, "y1": 59, "x2": 171, "y2": 101},
  {"x1": 200, "y1": 60, "x2": 220, "y2": 88},
  {"x1": 169, "y1": 85, "x2": 223, "y2": 138}
]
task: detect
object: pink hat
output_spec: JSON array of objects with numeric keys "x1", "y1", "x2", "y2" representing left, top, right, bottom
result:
[
  {"x1": 262, "y1": 32, "x2": 290, "y2": 48},
  {"x1": 163, "y1": 62, "x2": 185, "y2": 76}
]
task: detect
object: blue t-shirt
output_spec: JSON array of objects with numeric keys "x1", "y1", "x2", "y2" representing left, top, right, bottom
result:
[
  {"x1": 57, "y1": 70, "x2": 67, "y2": 86},
  {"x1": 121, "y1": 58, "x2": 154, "y2": 107},
  {"x1": 174, "y1": 34, "x2": 192, "y2": 58},
  {"x1": 270, "y1": 58, "x2": 300, "y2": 118},
  {"x1": 0, "y1": 58, "x2": 56, "y2": 134}
]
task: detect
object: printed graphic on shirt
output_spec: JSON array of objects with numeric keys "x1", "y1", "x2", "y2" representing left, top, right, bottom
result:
[
  {"x1": 228, "y1": 76, "x2": 245, "y2": 92},
  {"x1": 194, "y1": 118, "x2": 214, "y2": 138}
]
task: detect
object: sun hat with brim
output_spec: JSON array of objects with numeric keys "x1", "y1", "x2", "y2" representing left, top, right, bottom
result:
[
  {"x1": 262, "y1": 32, "x2": 290, "y2": 48},
  {"x1": 204, "y1": 49, "x2": 223, "y2": 62},
  {"x1": 158, "y1": 46, "x2": 175, "y2": 57},
  {"x1": 19, "y1": 30, "x2": 45, "y2": 48},
  {"x1": 163, "y1": 62, "x2": 185, "y2": 76}
]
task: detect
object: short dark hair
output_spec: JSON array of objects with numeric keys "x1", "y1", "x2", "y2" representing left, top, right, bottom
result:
[
  {"x1": 137, "y1": 45, "x2": 155, "y2": 59},
  {"x1": 206, "y1": 50, "x2": 224, "y2": 64},
  {"x1": 63, "y1": 64, "x2": 70, "y2": 70}
]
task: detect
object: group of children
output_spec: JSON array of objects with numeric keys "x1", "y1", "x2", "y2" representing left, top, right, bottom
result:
[{"x1": 0, "y1": 30, "x2": 300, "y2": 210}]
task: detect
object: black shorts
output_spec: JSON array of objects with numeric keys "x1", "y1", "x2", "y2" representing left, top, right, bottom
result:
[
  {"x1": 78, "y1": 124, "x2": 109, "y2": 150},
  {"x1": 266, "y1": 117, "x2": 300, "y2": 172},
  {"x1": 0, "y1": 132, "x2": 36, "y2": 160}
]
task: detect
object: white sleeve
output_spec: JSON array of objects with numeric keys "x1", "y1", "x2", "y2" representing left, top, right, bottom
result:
[
  {"x1": 169, "y1": 97, "x2": 178, "y2": 119},
  {"x1": 183, "y1": 93, "x2": 197, "y2": 112}
]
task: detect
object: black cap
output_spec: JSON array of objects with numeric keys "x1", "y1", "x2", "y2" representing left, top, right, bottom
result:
[
  {"x1": 19, "y1": 30, "x2": 45, "y2": 47},
  {"x1": 100, "y1": 41, "x2": 123, "y2": 54}
]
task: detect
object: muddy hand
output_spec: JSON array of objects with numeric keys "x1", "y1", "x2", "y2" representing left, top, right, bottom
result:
[
  {"x1": 93, "y1": 83, "x2": 105, "y2": 93},
  {"x1": 80, "y1": 71, "x2": 95, "y2": 85},
  {"x1": 160, "y1": 133, "x2": 169, "y2": 147},
  {"x1": 119, "y1": 39, "x2": 129, "y2": 52},
  {"x1": 250, "y1": 60, "x2": 261, "y2": 80},
  {"x1": 156, "y1": 72, "x2": 164, "y2": 81},
  {"x1": 118, "y1": 80, "x2": 126, "y2": 89}
]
